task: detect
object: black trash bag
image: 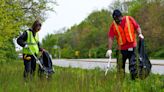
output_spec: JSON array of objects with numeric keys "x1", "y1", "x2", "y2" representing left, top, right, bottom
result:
[
  {"x1": 138, "y1": 39, "x2": 152, "y2": 79},
  {"x1": 38, "y1": 51, "x2": 54, "y2": 77}
]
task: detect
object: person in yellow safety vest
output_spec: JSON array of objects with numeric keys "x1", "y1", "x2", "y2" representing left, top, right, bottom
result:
[
  {"x1": 17, "y1": 20, "x2": 44, "y2": 79},
  {"x1": 106, "y1": 9, "x2": 144, "y2": 80}
]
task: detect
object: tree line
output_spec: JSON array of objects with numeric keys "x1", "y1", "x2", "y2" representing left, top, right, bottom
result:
[
  {"x1": 0, "y1": 0, "x2": 163, "y2": 61},
  {"x1": 42, "y1": 0, "x2": 164, "y2": 59}
]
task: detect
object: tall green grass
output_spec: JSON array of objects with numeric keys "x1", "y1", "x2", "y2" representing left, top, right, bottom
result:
[{"x1": 0, "y1": 61, "x2": 163, "y2": 92}]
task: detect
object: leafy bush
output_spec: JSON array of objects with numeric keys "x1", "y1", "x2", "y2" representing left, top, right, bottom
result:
[
  {"x1": 154, "y1": 48, "x2": 164, "y2": 58},
  {"x1": 61, "y1": 46, "x2": 75, "y2": 59}
]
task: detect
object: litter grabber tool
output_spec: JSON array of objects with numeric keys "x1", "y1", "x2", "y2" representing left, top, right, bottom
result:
[
  {"x1": 26, "y1": 46, "x2": 48, "y2": 71},
  {"x1": 27, "y1": 47, "x2": 44, "y2": 69},
  {"x1": 105, "y1": 55, "x2": 112, "y2": 76}
]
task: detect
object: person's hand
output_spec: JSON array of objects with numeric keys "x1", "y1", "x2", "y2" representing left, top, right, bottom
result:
[
  {"x1": 139, "y1": 34, "x2": 144, "y2": 39},
  {"x1": 40, "y1": 48, "x2": 45, "y2": 53},
  {"x1": 106, "y1": 50, "x2": 112, "y2": 57},
  {"x1": 42, "y1": 48, "x2": 45, "y2": 52},
  {"x1": 24, "y1": 55, "x2": 31, "y2": 61},
  {"x1": 24, "y1": 44, "x2": 28, "y2": 48}
]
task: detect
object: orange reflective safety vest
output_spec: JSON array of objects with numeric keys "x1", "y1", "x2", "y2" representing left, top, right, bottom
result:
[{"x1": 113, "y1": 16, "x2": 136, "y2": 46}]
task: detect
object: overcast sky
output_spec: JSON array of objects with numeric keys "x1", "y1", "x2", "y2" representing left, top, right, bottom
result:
[{"x1": 39, "y1": 0, "x2": 114, "y2": 41}]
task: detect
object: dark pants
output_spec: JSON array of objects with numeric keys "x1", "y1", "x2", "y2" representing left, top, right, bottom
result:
[
  {"x1": 23, "y1": 54, "x2": 36, "y2": 79},
  {"x1": 117, "y1": 48, "x2": 137, "y2": 80}
]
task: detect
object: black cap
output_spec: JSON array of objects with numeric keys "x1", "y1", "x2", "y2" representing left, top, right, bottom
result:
[{"x1": 112, "y1": 9, "x2": 122, "y2": 19}]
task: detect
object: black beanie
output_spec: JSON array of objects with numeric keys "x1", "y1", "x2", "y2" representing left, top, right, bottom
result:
[{"x1": 112, "y1": 9, "x2": 122, "y2": 19}]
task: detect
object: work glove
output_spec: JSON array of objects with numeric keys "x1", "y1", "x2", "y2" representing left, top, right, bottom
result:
[
  {"x1": 24, "y1": 55, "x2": 31, "y2": 61},
  {"x1": 24, "y1": 44, "x2": 28, "y2": 48},
  {"x1": 106, "y1": 49, "x2": 112, "y2": 57},
  {"x1": 139, "y1": 34, "x2": 144, "y2": 39}
]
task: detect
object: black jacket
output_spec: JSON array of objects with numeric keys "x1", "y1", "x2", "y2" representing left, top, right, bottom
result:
[{"x1": 17, "y1": 29, "x2": 41, "y2": 50}]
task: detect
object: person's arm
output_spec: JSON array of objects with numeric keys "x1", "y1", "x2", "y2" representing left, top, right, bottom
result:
[
  {"x1": 17, "y1": 31, "x2": 27, "y2": 47},
  {"x1": 108, "y1": 24, "x2": 115, "y2": 49},
  {"x1": 106, "y1": 25, "x2": 115, "y2": 57},
  {"x1": 106, "y1": 37, "x2": 113, "y2": 57},
  {"x1": 137, "y1": 27, "x2": 144, "y2": 39},
  {"x1": 108, "y1": 37, "x2": 113, "y2": 50},
  {"x1": 129, "y1": 16, "x2": 144, "y2": 39},
  {"x1": 136, "y1": 27, "x2": 142, "y2": 34}
]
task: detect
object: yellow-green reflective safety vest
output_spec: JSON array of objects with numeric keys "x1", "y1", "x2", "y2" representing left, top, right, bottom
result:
[{"x1": 23, "y1": 30, "x2": 39, "y2": 55}]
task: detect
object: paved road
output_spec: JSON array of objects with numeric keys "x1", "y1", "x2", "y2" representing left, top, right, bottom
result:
[{"x1": 52, "y1": 59, "x2": 164, "y2": 75}]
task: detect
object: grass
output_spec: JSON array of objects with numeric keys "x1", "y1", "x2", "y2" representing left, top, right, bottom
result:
[{"x1": 0, "y1": 61, "x2": 163, "y2": 92}]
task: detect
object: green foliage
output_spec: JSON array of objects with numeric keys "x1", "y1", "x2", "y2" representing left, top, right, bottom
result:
[
  {"x1": 128, "y1": 0, "x2": 144, "y2": 16},
  {"x1": 61, "y1": 45, "x2": 75, "y2": 58},
  {"x1": 128, "y1": 0, "x2": 164, "y2": 58},
  {"x1": 0, "y1": 0, "x2": 56, "y2": 62},
  {"x1": 42, "y1": 10, "x2": 112, "y2": 58},
  {"x1": 94, "y1": 44, "x2": 106, "y2": 58},
  {"x1": 42, "y1": 0, "x2": 164, "y2": 58},
  {"x1": 0, "y1": 0, "x2": 24, "y2": 62},
  {"x1": 42, "y1": 34, "x2": 56, "y2": 57},
  {"x1": 153, "y1": 47, "x2": 164, "y2": 58},
  {"x1": 0, "y1": 61, "x2": 164, "y2": 92}
]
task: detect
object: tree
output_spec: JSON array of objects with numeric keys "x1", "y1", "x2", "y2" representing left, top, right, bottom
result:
[
  {"x1": 128, "y1": 0, "x2": 164, "y2": 57},
  {"x1": 42, "y1": 10, "x2": 112, "y2": 58},
  {"x1": 0, "y1": 0, "x2": 56, "y2": 62}
]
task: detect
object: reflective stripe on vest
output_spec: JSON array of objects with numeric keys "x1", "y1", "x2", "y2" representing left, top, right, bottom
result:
[
  {"x1": 23, "y1": 31, "x2": 39, "y2": 55},
  {"x1": 113, "y1": 16, "x2": 135, "y2": 46},
  {"x1": 113, "y1": 21, "x2": 123, "y2": 45},
  {"x1": 126, "y1": 16, "x2": 133, "y2": 41}
]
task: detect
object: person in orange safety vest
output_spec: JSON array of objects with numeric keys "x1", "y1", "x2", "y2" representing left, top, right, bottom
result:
[{"x1": 106, "y1": 9, "x2": 144, "y2": 80}]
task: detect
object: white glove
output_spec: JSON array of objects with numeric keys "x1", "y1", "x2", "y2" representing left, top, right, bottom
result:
[
  {"x1": 139, "y1": 34, "x2": 144, "y2": 39},
  {"x1": 106, "y1": 50, "x2": 112, "y2": 57},
  {"x1": 24, "y1": 44, "x2": 28, "y2": 48}
]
